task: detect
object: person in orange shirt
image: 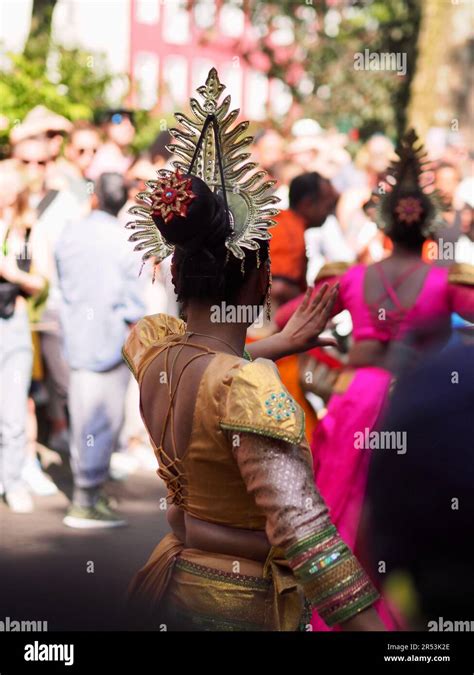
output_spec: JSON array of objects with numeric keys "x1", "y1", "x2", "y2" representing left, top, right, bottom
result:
[
  {"x1": 267, "y1": 172, "x2": 339, "y2": 438},
  {"x1": 270, "y1": 172, "x2": 339, "y2": 307}
]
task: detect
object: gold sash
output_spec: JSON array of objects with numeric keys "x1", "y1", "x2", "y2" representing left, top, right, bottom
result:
[{"x1": 129, "y1": 534, "x2": 304, "y2": 631}]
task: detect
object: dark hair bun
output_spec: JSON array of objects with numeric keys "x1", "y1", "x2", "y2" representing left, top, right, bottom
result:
[
  {"x1": 150, "y1": 173, "x2": 270, "y2": 304},
  {"x1": 385, "y1": 189, "x2": 434, "y2": 250},
  {"x1": 152, "y1": 175, "x2": 230, "y2": 253}
]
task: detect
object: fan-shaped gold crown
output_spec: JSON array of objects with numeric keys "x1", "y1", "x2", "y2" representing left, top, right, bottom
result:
[{"x1": 126, "y1": 68, "x2": 280, "y2": 267}]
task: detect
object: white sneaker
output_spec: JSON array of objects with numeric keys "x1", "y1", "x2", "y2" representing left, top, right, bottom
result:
[
  {"x1": 5, "y1": 487, "x2": 34, "y2": 513},
  {"x1": 0, "y1": 481, "x2": 4, "y2": 496},
  {"x1": 22, "y1": 459, "x2": 58, "y2": 496},
  {"x1": 109, "y1": 452, "x2": 139, "y2": 481}
]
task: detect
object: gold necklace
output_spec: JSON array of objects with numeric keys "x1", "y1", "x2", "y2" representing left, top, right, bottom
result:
[{"x1": 186, "y1": 331, "x2": 242, "y2": 357}]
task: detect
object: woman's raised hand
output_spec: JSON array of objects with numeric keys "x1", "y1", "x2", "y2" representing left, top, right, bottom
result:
[{"x1": 279, "y1": 283, "x2": 340, "y2": 353}]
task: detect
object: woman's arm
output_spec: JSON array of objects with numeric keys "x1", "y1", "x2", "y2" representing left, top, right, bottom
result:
[
  {"x1": 0, "y1": 226, "x2": 50, "y2": 296},
  {"x1": 0, "y1": 255, "x2": 46, "y2": 297},
  {"x1": 247, "y1": 283, "x2": 339, "y2": 362},
  {"x1": 447, "y1": 264, "x2": 474, "y2": 322},
  {"x1": 232, "y1": 432, "x2": 383, "y2": 630},
  {"x1": 274, "y1": 275, "x2": 344, "y2": 332}
]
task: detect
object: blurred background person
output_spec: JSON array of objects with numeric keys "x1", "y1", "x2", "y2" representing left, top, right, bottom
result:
[
  {"x1": 118, "y1": 154, "x2": 172, "y2": 315},
  {"x1": 271, "y1": 159, "x2": 301, "y2": 210},
  {"x1": 55, "y1": 173, "x2": 145, "y2": 528},
  {"x1": 63, "y1": 120, "x2": 101, "y2": 207},
  {"x1": 0, "y1": 159, "x2": 50, "y2": 513},
  {"x1": 432, "y1": 161, "x2": 464, "y2": 266},
  {"x1": 270, "y1": 171, "x2": 349, "y2": 308},
  {"x1": 119, "y1": 155, "x2": 156, "y2": 227},
  {"x1": 11, "y1": 134, "x2": 79, "y2": 454},
  {"x1": 455, "y1": 150, "x2": 474, "y2": 210},
  {"x1": 335, "y1": 134, "x2": 395, "y2": 259},
  {"x1": 148, "y1": 130, "x2": 173, "y2": 171},
  {"x1": 11, "y1": 136, "x2": 51, "y2": 207},
  {"x1": 287, "y1": 118, "x2": 324, "y2": 173},
  {"x1": 275, "y1": 132, "x2": 474, "y2": 630},
  {"x1": 9, "y1": 105, "x2": 72, "y2": 192},
  {"x1": 257, "y1": 171, "x2": 344, "y2": 442},
  {"x1": 88, "y1": 108, "x2": 136, "y2": 180},
  {"x1": 367, "y1": 341, "x2": 474, "y2": 629},
  {"x1": 252, "y1": 128, "x2": 285, "y2": 175},
  {"x1": 115, "y1": 155, "x2": 168, "y2": 476},
  {"x1": 353, "y1": 134, "x2": 395, "y2": 191},
  {"x1": 456, "y1": 205, "x2": 474, "y2": 265}
]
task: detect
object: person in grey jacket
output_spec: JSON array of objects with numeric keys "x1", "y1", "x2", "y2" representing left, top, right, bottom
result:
[{"x1": 56, "y1": 173, "x2": 145, "y2": 528}]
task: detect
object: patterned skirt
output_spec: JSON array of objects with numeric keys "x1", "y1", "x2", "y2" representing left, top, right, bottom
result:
[{"x1": 129, "y1": 533, "x2": 311, "y2": 631}]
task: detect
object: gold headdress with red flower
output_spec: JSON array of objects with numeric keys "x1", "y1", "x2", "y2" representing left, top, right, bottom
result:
[
  {"x1": 126, "y1": 68, "x2": 280, "y2": 268},
  {"x1": 376, "y1": 129, "x2": 444, "y2": 237},
  {"x1": 149, "y1": 169, "x2": 196, "y2": 223}
]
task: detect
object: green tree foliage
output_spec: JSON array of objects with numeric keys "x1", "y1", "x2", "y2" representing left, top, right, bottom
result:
[
  {"x1": 0, "y1": 0, "x2": 171, "y2": 157},
  {"x1": 247, "y1": 0, "x2": 421, "y2": 140},
  {"x1": 1, "y1": 0, "x2": 421, "y2": 157},
  {"x1": 0, "y1": 47, "x2": 115, "y2": 127}
]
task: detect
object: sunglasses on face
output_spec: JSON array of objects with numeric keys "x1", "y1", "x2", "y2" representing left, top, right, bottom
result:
[
  {"x1": 77, "y1": 147, "x2": 98, "y2": 156},
  {"x1": 110, "y1": 113, "x2": 134, "y2": 125},
  {"x1": 45, "y1": 130, "x2": 66, "y2": 139},
  {"x1": 20, "y1": 158, "x2": 48, "y2": 166}
]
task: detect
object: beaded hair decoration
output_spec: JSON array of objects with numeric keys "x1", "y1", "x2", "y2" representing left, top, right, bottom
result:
[
  {"x1": 149, "y1": 169, "x2": 196, "y2": 223},
  {"x1": 126, "y1": 68, "x2": 280, "y2": 270},
  {"x1": 375, "y1": 129, "x2": 444, "y2": 238}
]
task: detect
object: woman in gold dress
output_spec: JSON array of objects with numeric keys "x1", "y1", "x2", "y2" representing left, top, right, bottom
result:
[{"x1": 123, "y1": 69, "x2": 383, "y2": 631}]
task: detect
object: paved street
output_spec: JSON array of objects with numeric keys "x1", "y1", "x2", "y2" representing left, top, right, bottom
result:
[{"x1": 0, "y1": 458, "x2": 168, "y2": 630}]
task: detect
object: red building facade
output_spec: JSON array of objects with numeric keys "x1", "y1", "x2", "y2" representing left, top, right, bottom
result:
[{"x1": 129, "y1": 0, "x2": 278, "y2": 119}]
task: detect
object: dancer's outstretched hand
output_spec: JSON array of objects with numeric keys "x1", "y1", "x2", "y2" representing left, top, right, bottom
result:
[
  {"x1": 279, "y1": 282, "x2": 339, "y2": 353},
  {"x1": 246, "y1": 283, "x2": 340, "y2": 362}
]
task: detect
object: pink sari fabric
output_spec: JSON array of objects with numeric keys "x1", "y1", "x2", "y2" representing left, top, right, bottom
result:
[
  {"x1": 313, "y1": 367, "x2": 391, "y2": 548},
  {"x1": 275, "y1": 263, "x2": 474, "y2": 631},
  {"x1": 309, "y1": 366, "x2": 396, "y2": 630}
]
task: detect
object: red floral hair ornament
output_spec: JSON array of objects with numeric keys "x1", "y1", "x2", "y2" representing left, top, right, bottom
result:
[
  {"x1": 126, "y1": 69, "x2": 280, "y2": 271},
  {"x1": 149, "y1": 169, "x2": 196, "y2": 223},
  {"x1": 394, "y1": 196, "x2": 424, "y2": 225}
]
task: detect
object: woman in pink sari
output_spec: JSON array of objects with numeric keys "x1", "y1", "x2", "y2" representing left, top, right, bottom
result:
[{"x1": 275, "y1": 132, "x2": 474, "y2": 630}]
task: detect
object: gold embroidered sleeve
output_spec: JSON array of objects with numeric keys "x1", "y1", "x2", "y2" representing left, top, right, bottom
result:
[
  {"x1": 447, "y1": 262, "x2": 474, "y2": 286},
  {"x1": 219, "y1": 358, "x2": 305, "y2": 445},
  {"x1": 233, "y1": 432, "x2": 379, "y2": 626},
  {"x1": 314, "y1": 261, "x2": 352, "y2": 282},
  {"x1": 447, "y1": 264, "x2": 474, "y2": 321},
  {"x1": 122, "y1": 313, "x2": 186, "y2": 381}
]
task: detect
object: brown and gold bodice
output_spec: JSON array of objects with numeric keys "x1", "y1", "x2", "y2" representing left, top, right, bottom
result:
[
  {"x1": 123, "y1": 313, "x2": 380, "y2": 627},
  {"x1": 123, "y1": 314, "x2": 308, "y2": 531}
]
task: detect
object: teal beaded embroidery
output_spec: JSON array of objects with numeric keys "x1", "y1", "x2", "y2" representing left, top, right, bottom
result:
[
  {"x1": 265, "y1": 391, "x2": 297, "y2": 420},
  {"x1": 308, "y1": 550, "x2": 342, "y2": 574}
]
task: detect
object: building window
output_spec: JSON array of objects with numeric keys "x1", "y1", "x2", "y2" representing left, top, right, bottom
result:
[
  {"x1": 246, "y1": 70, "x2": 267, "y2": 121},
  {"x1": 220, "y1": 0, "x2": 245, "y2": 38},
  {"x1": 163, "y1": 56, "x2": 188, "y2": 105},
  {"x1": 135, "y1": 0, "x2": 160, "y2": 25},
  {"x1": 134, "y1": 52, "x2": 159, "y2": 110},
  {"x1": 194, "y1": 0, "x2": 216, "y2": 30},
  {"x1": 163, "y1": 2, "x2": 190, "y2": 44},
  {"x1": 220, "y1": 62, "x2": 243, "y2": 111}
]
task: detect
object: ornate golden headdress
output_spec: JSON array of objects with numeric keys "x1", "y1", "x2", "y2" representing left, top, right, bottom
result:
[
  {"x1": 376, "y1": 129, "x2": 444, "y2": 237},
  {"x1": 126, "y1": 68, "x2": 280, "y2": 268}
]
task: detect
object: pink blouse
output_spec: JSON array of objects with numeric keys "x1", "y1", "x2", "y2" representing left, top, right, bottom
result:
[{"x1": 276, "y1": 264, "x2": 474, "y2": 344}]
